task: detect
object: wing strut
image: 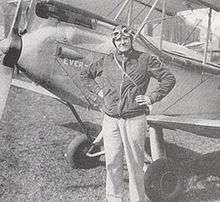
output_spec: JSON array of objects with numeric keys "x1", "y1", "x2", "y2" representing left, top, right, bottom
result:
[
  {"x1": 159, "y1": 0, "x2": 166, "y2": 50},
  {"x1": 114, "y1": 0, "x2": 131, "y2": 21},
  {"x1": 66, "y1": 102, "x2": 92, "y2": 142},
  {"x1": 134, "y1": 0, "x2": 174, "y2": 16},
  {"x1": 127, "y1": 0, "x2": 133, "y2": 26},
  {"x1": 134, "y1": 0, "x2": 160, "y2": 39},
  {"x1": 203, "y1": 8, "x2": 212, "y2": 64}
]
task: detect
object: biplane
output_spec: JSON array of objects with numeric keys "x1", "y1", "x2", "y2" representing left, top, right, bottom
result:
[{"x1": 0, "y1": 0, "x2": 220, "y2": 201}]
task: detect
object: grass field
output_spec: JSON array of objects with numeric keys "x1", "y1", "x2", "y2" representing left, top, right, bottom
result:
[
  {"x1": 0, "y1": 86, "x2": 219, "y2": 202},
  {"x1": 0, "y1": 0, "x2": 220, "y2": 201}
]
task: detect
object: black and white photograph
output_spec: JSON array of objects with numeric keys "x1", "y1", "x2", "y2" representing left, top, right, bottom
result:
[{"x1": 0, "y1": 0, "x2": 219, "y2": 201}]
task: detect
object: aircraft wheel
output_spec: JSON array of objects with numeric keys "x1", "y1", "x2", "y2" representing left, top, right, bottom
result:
[
  {"x1": 144, "y1": 158, "x2": 183, "y2": 202},
  {"x1": 65, "y1": 134, "x2": 100, "y2": 169}
]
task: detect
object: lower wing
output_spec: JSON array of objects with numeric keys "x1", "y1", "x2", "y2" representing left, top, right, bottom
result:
[{"x1": 147, "y1": 114, "x2": 220, "y2": 139}]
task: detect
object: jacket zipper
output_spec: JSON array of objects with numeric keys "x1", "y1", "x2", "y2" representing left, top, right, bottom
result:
[
  {"x1": 118, "y1": 73, "x2": 124, "y2": 116},
  {"x1": 118, "y1": 59, "x2": 126, "y2": 116}
]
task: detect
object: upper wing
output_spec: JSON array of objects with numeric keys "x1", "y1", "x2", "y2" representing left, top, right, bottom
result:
[
  {"x1": 147, "y1": 114, "x2": 220, "y2": 139},
  {"x1": 144, "y1": 0, "x2": 220, "y2": 13},
  {"x1": 60, "y1": 0, "x2": 220, "y2": 16}
]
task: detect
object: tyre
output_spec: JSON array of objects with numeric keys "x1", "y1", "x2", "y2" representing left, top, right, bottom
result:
[
  {"x1": 144, "y1": 158, "x2": 183, "y2": 202},
  {"x1": 66, "y1": 134, "x2": 100, "y2": 169}
]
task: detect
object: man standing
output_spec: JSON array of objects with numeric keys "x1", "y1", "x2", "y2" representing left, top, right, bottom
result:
[{"x1": 80, "y1": 25, "x2": 176, "y2": 202}]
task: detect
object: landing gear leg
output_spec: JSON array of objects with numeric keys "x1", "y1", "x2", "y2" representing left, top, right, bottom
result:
[
  {"x1": 65, "y1": 102, "x2": 100, "y2": 168},
  {"x1": 149, "y1": 126, "x2": 166, "y2": 161}
]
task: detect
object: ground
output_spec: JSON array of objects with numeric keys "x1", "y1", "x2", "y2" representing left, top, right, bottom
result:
[{"x1": 0, "y1": 86, "x2": 219, "y2": 202}]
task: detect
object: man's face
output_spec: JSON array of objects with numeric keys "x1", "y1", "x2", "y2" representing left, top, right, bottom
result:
[{"x1": 114, "y1": 36, "x2": 132, "y2": 53}]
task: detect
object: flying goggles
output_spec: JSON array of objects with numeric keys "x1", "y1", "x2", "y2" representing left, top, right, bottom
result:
[{"x1": 112, "y1": 25, "x2": 134, "y2": 40}]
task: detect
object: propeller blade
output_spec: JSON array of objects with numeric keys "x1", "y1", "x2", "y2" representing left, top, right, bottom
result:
[
  {"x1": 8, "y1": 0, "x2": 23, "y2": 36},
  {"x1": 0, "y1": 0, "x2": 23, "y2": 68},
  {"x1": 0, "y1": 64, "x2": 13, "y2": 119},
  {"x1": 0, "y1": 0, "x2": 24, "y2": 120}
]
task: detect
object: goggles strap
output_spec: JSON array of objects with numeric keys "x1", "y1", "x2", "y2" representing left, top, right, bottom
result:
[{"x1": 113, "y1": 53, "x2": 137, "y2": 87}]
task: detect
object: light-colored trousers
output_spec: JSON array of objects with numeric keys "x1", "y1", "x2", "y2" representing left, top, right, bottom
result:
[{"x1": 102, "y1": 114, "x2": 150, "y2": 202}]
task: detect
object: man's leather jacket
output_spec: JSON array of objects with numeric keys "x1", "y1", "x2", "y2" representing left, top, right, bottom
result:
[{"x1": 80, "y1": 49, "x2": 176, "y2": 119}]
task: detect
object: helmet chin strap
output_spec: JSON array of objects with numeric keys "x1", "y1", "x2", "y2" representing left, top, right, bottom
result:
[{"x1": 117, "y1": 46, "x2": 133, "y2": 56}]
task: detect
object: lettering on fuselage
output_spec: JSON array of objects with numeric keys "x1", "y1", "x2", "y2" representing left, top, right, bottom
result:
[{"x1": 63, "y1": 58, "x2": 89, "y2": 71}]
